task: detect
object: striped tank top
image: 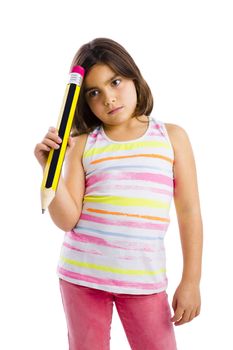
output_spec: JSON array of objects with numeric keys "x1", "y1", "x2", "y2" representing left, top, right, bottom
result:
[{"x1": 57, "y1": 116, "x2": 174, "y2": 294}]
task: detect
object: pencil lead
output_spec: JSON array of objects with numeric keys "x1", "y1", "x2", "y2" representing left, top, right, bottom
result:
[{"x1": 42, "y1": 209, "x2": 45, "y2": 214}]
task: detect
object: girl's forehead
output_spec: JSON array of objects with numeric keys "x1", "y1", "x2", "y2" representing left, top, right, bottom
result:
[{"x1": 84, "y1": 64, "x2": 117, "y2": 86}]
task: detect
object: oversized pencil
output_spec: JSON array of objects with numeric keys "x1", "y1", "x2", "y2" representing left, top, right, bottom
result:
[{"x1": 41, "y1": 65, "x2": 85, "y2": 213}]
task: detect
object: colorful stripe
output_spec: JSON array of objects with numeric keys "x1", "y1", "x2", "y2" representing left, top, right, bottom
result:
[
  {"x1": 78, "y1": 213, "x2": 169, "y2": 231},
  {"x1": 85, "y1": 172, "x2": 173, "y2": 187},
  {"x1": 61, "y1": 256, "x2": 166, "y2": 276},
  {"x1": 58, "y1": 267, "x2": 168, "y2": 291},
  {"x1": 57, "y1": 117, "x2": 174, "y2": 294},
  {"x1": 85, "y1": 207, "x2": 170, "y2": 222},
  {"x1": 91, "y1": 153, "x2": 173, "y2": 165}
]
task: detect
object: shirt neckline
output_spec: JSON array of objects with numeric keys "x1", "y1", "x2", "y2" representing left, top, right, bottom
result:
[{"x1": 100, "y1": 116, "x2": 152, "y2": 144}]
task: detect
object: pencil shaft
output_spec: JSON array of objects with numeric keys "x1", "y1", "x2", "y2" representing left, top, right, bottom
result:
[{"x1": 40, "y1": 66, "x2": 84, "y2": 213}]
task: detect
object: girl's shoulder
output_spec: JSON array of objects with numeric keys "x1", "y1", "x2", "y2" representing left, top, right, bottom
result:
[
  {"x1": 72, "y1": 132, "x2": 89, "y2": 144},
  {"x1": 164, "y1": 123, "x2": 191, "y2": 151},
  {"x1": 73, "y1": 133, "x2": 89, "y2": 154},
  {"x1": 164, "y1": 123, "x2": 195, "y2": 171},
  {"x1": 164, "y1": 122, "x2": 187, "y2": 136}
]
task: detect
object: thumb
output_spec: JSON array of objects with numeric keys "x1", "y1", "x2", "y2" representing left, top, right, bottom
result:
[{"x1": 171, "y1": 305, "x2": 184, "y2": 323}]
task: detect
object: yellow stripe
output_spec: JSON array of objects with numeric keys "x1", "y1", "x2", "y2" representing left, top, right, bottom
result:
[
  {"x1": 52, "y1": 85, "x2": 81, "y2": 189},
  {"x1": 41, "y1": 84, "x2": 70, "y2": 189},
  {"x1": 84, "y1": 195, "x2": 170, "y2": 209},
  {"x1": 41, "y1": 147, "x2": 54, "y2": 188},
  {"x1": 61, "y1": 256, "x2": 166, "y2": 276},
  {"x1": 41, "y1": 84, "x2": 81, "y2": 191},
  {"x1": 83, "y1": 140, "x2": 171, "y2": 159}
]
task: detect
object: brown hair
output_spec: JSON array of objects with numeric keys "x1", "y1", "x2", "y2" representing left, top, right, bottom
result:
[{"x1": 70, "y1": 38, "x2": 153, "y2": 136}]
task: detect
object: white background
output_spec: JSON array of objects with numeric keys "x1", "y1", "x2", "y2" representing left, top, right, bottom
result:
[{"x1": 1, "y1": 0, "x2": 233, "y2": 349}]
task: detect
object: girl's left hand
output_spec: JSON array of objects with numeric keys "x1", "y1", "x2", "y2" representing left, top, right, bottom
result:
[{"x1": 170, "y1": 281, "x2": 201, "y2": 326}]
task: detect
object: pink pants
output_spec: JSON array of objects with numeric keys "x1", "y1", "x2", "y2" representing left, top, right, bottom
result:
[{"x1": 59, "y1": 279, "x2": 177, "y2": 350}]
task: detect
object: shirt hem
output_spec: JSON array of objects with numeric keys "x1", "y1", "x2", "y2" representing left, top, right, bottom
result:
[{"x1": 57, "y1": 273, "x2": 168, "y2": 295}]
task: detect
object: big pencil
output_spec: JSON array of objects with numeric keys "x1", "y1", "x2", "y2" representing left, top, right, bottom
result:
[{"x1": 41, "y1": 66, "x2": 85, "y2": 213}]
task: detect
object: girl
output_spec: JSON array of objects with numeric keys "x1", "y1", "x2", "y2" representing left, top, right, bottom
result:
[{"x1": 34, "y1": 38, "x2": 203, "y2": 350}]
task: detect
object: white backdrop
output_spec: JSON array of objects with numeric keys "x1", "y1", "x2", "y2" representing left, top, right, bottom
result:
[{"x1": 1, "y1": 0, "x2": 233, "y2": 349}]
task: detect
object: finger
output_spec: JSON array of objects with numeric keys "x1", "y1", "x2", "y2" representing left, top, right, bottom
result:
[
  {"x1": 174, "y1": 309, "x2": 191, "y2": 326},
  {"x1": 38, "y1": 143, "x2": 51, "y2": 152},
  {"x1": 34, "y1": 143, "x2": 50, "y2": 155},
  {"x1": 195, "y1": 306, "x2": 201, "y2": 317},
  {"x1": 46, "y1": 127, "x2": 63, "y2": 144},
  {"x1": 45, "y1": 131, "x2": 62, "y2": 143},
  {"x1": 48, "y1": 126, "x2": 57, "y2": 133},
  {"x1": 43, "y1": 131, "x2": 62, "y2": 146},
  {"x1": 171, "y1": 306, "x2": 184, "y2": 323},
  {"x1": 42, "y1": 138, "x2": 61, "y2": 150},
  {"x1": 189, "y1": 309, "x2": 197, "y2": 322}
]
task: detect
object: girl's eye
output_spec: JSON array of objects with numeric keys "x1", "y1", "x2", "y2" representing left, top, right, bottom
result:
[
  {"x1": 88, "y1": 90, "x2": 99, "y2": 98},
  {"x1": 112, "y1": 78, "x2": 121, "y2": 86}
]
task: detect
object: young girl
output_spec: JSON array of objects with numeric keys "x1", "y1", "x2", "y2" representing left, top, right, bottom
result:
[{"x1": 34, "y1": 38, "x2": 203, "y2": 350}]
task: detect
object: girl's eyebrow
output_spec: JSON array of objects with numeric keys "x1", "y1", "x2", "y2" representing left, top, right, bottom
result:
[{"x1": 84, "y1": 74, "x2": 119, "y2": 94}]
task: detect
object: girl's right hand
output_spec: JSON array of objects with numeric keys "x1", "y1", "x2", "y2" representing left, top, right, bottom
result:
[
  {"x1": 34, "y1": 126, "x2": 75, "y2": 170},
  {"x1": 34, "y1": 127, "x2": 62, "y2": 169}
]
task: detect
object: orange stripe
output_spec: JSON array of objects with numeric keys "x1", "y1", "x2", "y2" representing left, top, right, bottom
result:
[
  {"x1": 86, "y1": 207, "x2": 170, "y2": 222},
  {"x1": 91, "y1": 154, "x2": 173, "y2": 165}
]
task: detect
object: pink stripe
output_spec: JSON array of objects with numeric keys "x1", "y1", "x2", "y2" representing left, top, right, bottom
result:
[
  {"x1": 79, "y1": 213, "x2": 168, "y2": 231},
  {"x1": 58, "y1": 267, "x2": 168, "y2": 290},
  {"x1": 63, "y1": 241, "x2": 156, "y2": 261},
  {"x1": 86, "y1": 172, "x2": 173, "y2": 188},
  {"x1": 116, "y1": 255, "x2": 153, "y2": 262},
  {"x1": 63, "y1": 242, "x2": 164, "y2": 261},
  {"x1": 67, "y1": 231, "x2": 156, "y2": 252},
  {"x1": 63, "y1": 242, "x2": 102, "y2": 255},
  {"x1": 147, "y1": 131, "x2": 163, "y2": 136},
  {"x1": 113, "y1": 240, "x2": 165, "y2": 253},
  {"x1": 85, "y1": 184, "x2": 173, "y2": 196},
  {"x1": 89, "y1": 131, "x2": 98, "y2": 139}
]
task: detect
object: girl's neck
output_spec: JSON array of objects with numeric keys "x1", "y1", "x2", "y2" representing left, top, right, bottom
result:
[{"x1": 102, "y1": 115, "x2": 150, "y2": 142}]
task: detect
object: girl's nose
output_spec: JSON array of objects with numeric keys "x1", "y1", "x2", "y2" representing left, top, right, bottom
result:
[{"x1": 104, "y1": 96, "x2": 116, "y2": 106}]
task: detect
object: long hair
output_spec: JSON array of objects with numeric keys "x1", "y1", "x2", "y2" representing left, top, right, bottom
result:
[{"x1": 71, "y1": 38, "x2": 153, "y2": 136}]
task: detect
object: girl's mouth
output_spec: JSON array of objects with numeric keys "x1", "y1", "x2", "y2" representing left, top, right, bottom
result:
[{"x1": 108, "y1": 106, "x2": 124, "y2": 115}]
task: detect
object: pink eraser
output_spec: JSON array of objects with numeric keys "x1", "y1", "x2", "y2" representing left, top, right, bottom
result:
[{"x1": 70, "y1": 65, "x2": 85, "y2": 77}]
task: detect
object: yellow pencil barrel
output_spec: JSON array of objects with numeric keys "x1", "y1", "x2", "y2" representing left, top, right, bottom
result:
[{"x1": 41, "y1": 66, "x2": 85, "y2": 212}]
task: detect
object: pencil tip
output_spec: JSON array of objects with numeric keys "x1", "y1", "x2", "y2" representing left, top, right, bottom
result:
[{"x1": 42, "y1": 209, "x2": 45, "y2": 214}]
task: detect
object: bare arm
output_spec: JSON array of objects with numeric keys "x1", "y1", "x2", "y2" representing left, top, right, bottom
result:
[
  {"x1": 166, "y1": 123, "x2": 203, "y2": 325},
  {"x1": 169, "y1": 124, "x2": 203, "y2": 284},
  {"x1": 34, "y1": 128, "x2": 87, "y2": 231}
]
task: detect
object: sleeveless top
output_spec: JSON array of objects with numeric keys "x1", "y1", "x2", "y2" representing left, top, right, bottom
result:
[{"x1": 57, "y1": 116, "x2": 175, "y2": 294}]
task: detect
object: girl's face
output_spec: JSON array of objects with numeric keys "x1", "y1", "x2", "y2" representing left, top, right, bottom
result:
[{"x1": 84, "y1": 64, "x2": 138, "y2": 127}]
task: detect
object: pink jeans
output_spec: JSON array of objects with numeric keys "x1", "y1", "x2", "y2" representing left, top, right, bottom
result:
[{"x1": 59, "y1": 279, "x2": 177, "y2": 350}]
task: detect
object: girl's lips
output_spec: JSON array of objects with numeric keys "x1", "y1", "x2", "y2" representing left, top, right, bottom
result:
[{"x1": 108, "y1": 106, "x2": 123, "y2": 115}]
